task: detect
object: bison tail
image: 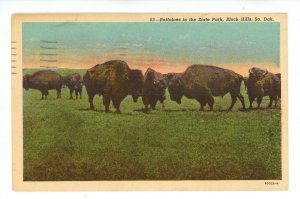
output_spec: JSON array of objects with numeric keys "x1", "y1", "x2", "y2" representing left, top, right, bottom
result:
[{"x1": 239, "y1": 75, "x2": 247, "y2": 91}]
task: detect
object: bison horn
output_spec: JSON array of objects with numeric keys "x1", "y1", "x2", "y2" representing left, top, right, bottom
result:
[
  {"x1": 263, "y1": 69, "x2": 268, "y2": 76},
  {"x1": 249, "y1": 68, "x2": 254, "y2": 74},
  {"x1": 124, "y1": 74, "x2": 129, "y2": 80}
]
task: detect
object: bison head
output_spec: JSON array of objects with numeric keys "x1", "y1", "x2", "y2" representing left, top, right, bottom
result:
[
  {"x1": 125, "y1": 69, "x2": 144, "y2": 102},
  {"x1": 168, "y1": 77, "x2": 184, "y2": 104},
  {"x1": 157, "y1": 79, "x2": 167, "y2": 102},
  {"x1": 74, "y1": 79, "x2": 84, "y2": 90},
  {"x1": 255, "y1": 80, "x2": 265, "y2": 96},
  {"x1": 23, "y1": 74, "x2": 31, "y2": 90},
  {"x1": 145, "y1": 70, "x2": 168, "y2": 103},
  {"x1": 249, "y1": 67, "x2": 268, "y2": 79},
  {"x1": 150, "y1": 78, "x2": 168, "y2": 103},
  {"x1": 163, "y1": 73, "x2": 176, "y2": 86}
]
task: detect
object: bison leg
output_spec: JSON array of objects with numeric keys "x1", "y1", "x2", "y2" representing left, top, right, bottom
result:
[
  {"x1": 75, "y1": 90, "x2": 79, "y2": 99},
  {"x1": 228, "y1": 93, "x2": 238, "y2": 112},
  {"x1": 200, "y1": 102, "x2": 205, "y2": 111},
  {"x1": 237, "y1": 93, "x2": 246, "y2": 110},
  {"x1": 70, "y1": 89, "x2": 74, "y2": 99},
  {"x1": 248, "y1": 96, "x2": 255, "y2": 109},
  {"x1": 88, "y1": 94, "x2": 95, "y2": 110},
  {"x1": 144, "y1": 104, "x2": 150, "y2": 110},
  {"x1": 112, "y1": 96, "x2": 121, "y2": 114},
  {"x1": 39, "y1": 89, "x2": 44, "y2": 100},
  {"x1": 56, "y1": 88, "x2": 61, "y2": 99},
  {"x1": 150, "y1": 100, "x2": 158, "y2": 110},
  {"x1": 268, "y1": 95, "x2": 275, "y2": 108},
  {"x1": 142, "y1": 96, "x2": 150, "y2": 110},
  {"x1": 197, "y1": 98, "x2": 206, "y2": 111},
  {"x1": 207, "y1": 95, "x2": 214, "y2": 111},
  {"x1": 144, "y1": 103, "x2": 150, "y2": 110},
  {"x1": 43, "y1": 90, "x2": 49, "y2": 100},
  {"x1": 202, "y1": 90, "x2": 214, "y2": 111},
  {"x1": 274, "y1": 96, "x2": 278, "y2": 107},
  {"x1": 79, "y1": 89, "x2": 82, "y2": 99},
  {"x1": 257, "y1": 96, "x2": 263, "y2": 109},
  {"x1": 40, "y1": 88, "x2": 48, "y2": 100},
  {"x1": 103, "y1": 94, "x2": 111, "y2": 113}
]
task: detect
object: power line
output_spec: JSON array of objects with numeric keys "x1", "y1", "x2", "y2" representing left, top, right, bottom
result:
[
  {"x1": 40, "y1": 53, "x2": 58, "y2": 56},
  {"x1": 40, "y1": 47, "x2": 58, "y2": 50},
  {"x1": 40, "y1": 40, "x2": 58, "y2": 44},
  {"x1": 40, "y1": 59, "x2": 58, "y2": 62}
]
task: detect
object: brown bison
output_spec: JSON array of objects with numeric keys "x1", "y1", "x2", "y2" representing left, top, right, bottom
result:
[
  {"x1": 168, "y1": 64, "x2": 246, "y2": 111},
  {"x1": 83, "y1": 60, "x2": 144, "y2": 113},
  {"x1": 142, "y1": 68, "x2": 167, "y2": 110},
  {"x1": 246, "y1": 67, "x2": 280, "y2": 109},
  {"x1": 63, "y1": 73, "x2": 83, "y2": 99},
  {"x1": 23, "y1": 70, "x2": 62, "y2": 100}
]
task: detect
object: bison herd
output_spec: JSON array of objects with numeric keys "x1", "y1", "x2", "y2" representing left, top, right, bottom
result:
[{"x1": 23, "y1": 60, "x2": 281, "y2": 113}]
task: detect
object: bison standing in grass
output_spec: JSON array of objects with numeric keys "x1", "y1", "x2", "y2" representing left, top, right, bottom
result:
[
  {"x1": 83, "y1": 60, "x2": 144, "y2": 113},
  {"x1": 63, "y1": 73, "x2": 83, "y2": 99},
  {"x1": 23, "y1": 70, "x2": 63, "y2": 100},
  {"x1": 246, "y1": 67, "x2": 280, "y2": 109},
  {"x1": 142, "y1": 68, "x2": 167, "y2": 110},
  {"x1": 168, "y1": 64, "x2": 246, "y2": 111}
]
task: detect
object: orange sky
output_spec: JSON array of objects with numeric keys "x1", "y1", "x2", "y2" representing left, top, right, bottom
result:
[{"x1": 24, "y1": 57, "x2": 280, "y2": 76}]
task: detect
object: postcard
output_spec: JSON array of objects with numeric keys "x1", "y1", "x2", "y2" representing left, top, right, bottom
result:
[{"x1": 12, "y1": 13, "x2": 288, "y2": 191}]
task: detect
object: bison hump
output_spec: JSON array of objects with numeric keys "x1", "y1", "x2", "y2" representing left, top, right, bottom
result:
[{"x1": 32, "y1": 70, "x2": 59, "y2": 77}]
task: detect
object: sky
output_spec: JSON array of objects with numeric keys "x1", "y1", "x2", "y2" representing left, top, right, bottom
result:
[{"x1": 22, "y1": 22, "x2": 280, "y2": 75}]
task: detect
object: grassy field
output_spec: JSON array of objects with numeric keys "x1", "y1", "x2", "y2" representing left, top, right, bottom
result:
[{"x1": 23, "y1": 69, "x2": 281, "y2": 181}]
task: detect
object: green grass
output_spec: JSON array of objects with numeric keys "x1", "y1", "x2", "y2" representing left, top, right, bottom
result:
[{"x1": 23, "y1": 69, "x2": 281, "y2": 181}]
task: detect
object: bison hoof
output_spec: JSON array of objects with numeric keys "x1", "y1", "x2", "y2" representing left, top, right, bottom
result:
[{"x1": 115, "y1": 110, "x2": 121, "y2": 114}]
